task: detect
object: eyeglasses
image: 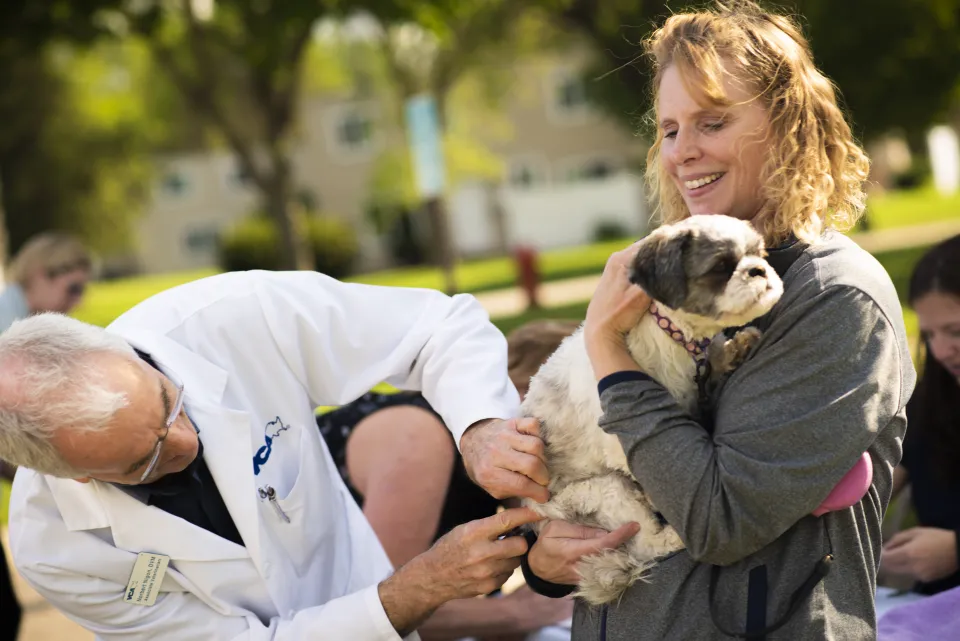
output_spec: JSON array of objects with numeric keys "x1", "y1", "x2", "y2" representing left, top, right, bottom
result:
[
  {"x1": 139, "y1": 371, "x2": 185, "y2": 483},
  {"x1": 66, "y1": 281, "x2": 86, "y2": 297}
]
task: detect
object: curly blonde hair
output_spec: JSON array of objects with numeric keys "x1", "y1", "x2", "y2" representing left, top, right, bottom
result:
[{"x1": 643, "y1": 0, "x2": 870, "y2": 245}]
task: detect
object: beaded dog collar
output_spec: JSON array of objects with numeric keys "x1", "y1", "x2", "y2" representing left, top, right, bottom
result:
[{"x1": 649, "y1": 302, "x2": 711, "y2": 372}]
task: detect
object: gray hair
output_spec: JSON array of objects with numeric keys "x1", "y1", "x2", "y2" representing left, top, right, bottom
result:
[{"x1": 0, "y1": 313, "x2": 136, "y2": 478}]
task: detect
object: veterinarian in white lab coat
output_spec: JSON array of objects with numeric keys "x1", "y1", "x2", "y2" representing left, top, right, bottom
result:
[{"x1": 1, "y1": 270, "x2": 546, "y2": 641}]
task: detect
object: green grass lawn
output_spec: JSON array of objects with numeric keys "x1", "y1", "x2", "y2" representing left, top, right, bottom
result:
[
  {"x1": 866, "y1": 185, "x2": 960, "y2": 230},
  {"x1": 73, "y1": 269, "x2": 218, "y2": 328},
  {"x1": 70, "y1": 185, "x2": 956, "y2": 329},
  {"x1": 1, "y1": 480, "x2": 9, "y2": 527}
]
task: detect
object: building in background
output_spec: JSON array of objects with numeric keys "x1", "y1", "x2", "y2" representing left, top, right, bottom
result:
[{"x1": 137, "y1": 54, "x2": 650, "y2": 275}]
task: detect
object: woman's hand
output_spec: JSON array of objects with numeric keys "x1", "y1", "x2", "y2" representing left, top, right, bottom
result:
[
  {"x1": 528, "y1": 519, "x2": 640, "y2": 586},
  {"x1": 584, "y1": 244, "x2": 651, "y2": 379},
  {"x1": 882, "y1": 527, "x2": 959, "y2": 583}
]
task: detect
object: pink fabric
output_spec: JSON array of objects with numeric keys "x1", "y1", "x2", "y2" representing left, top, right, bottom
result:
[{"x1": 812, "y1": 452, "x2": 873, "y2": 516}]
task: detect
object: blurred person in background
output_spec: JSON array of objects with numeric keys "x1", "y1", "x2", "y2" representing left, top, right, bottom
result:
[
  {"x1": 882, "y1": 234, "x2": 960, "y2": 595},
  {"x1": 0, "y1": 231, "x2": 91, "y2": 641},
  {"x1": 0, "y1": 232, "x2": 92, "y2": 329},
  {"x1": 318, "y1": 319, "x2": 581, "y2": 641}
]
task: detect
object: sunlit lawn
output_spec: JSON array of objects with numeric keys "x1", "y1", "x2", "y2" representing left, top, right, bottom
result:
[
  {"x1": 69, "y1": 186, "x2": 957, "y2": 329},
  {"x1": 866, "y1": 185, "x2": 960, "y2": 229},
  {"x1": 71, "y1": 241, "x2": 632, "y2": 327}
]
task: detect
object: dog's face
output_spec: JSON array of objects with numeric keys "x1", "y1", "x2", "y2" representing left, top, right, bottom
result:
[{"x1": 629, "y1": 215, "x2": 783, "y2": 326}]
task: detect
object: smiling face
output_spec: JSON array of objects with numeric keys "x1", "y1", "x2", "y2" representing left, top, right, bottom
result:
[
  {"x1": 656, "y1": 64, "x2": 771, "y2": 223},
  {"x1": 914, "y1": 291, "x2": 960, "y2": 382},
  {"x1": 49, "y1": 354, "x2": 200, "y2": 484}
]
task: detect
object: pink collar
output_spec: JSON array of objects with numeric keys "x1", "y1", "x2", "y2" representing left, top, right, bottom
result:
[{"x1": 649, "y1": 302, "x2": 711, "y2": 367}]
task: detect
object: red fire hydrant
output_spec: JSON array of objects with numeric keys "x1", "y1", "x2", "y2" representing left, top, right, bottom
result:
[{"x1": 513, "y1": 245, "x2": 541, "y2": 309}]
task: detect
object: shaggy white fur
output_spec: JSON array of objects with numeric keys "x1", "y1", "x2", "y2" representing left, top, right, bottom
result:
[{"x1": 521, "y1": 215, "x2": 784, "y2": 605}]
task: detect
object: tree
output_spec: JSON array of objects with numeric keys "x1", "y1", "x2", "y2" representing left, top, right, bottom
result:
[
  {"x1": 0, "y1": 1, "x2": 154, "y2": 259},
  {"x1": 361, "y1": 1, "x2": 553, "y2": 292},
  {"x1": 114, "y1": 0, "x2": 324, "y2": 271},
  {"x1": 545, "y1": 0, "x2": 960, "y2": 145}
]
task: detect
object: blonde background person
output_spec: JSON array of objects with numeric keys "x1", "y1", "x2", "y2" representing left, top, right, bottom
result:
[{"x1": 0, "y1": 232, "x2": 92, "y2": 330}]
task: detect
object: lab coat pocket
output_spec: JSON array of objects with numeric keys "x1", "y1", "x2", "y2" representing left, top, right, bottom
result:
[{"x1": 258, "y1": 424, "x2": 352, "y2": 607}]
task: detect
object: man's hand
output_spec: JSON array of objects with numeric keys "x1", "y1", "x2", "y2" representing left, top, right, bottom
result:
[
  {"x1": 882, "y1": 527, "x2": 959, "y2": 583},
  {"x1": 461, "y1": 418, "x2": 550, "y2": 503},
  {"x1": 528, "y1": 519, "x2": 640, "y2": 586},
  {"x1": 379, "y1": 507, "x2": 543, "y2": 636}
]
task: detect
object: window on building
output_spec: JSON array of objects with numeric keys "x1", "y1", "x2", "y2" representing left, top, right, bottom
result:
[
  {"x1": 547, "y1": 69, "x2": 591, "y2": 123},
  {"x1": 338, "y1": 111, "x2": 373, "y2": 149},
  {"x1": 226, "y1": 162, "x2": 254, "y2": 189},
  {"x1": 161, "y1": 171, "x2": 189, "y2": 197},
  {"x1": 507, "y1": 156, "x2": 550, "y2": 189},
  {"x1": 556, "y1": 156, "x2": 619, "y2": 183},
  {"x1": 325, "y1": 103, "x2": 379, "y2": 160},
  {"x1": 183, "y1": 226, "x2": 220, "y2": 254}
]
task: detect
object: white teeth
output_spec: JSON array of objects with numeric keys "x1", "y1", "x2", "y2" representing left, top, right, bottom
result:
[{"x1": 684, "y1": 173, "x2": 723, "y2": 189}]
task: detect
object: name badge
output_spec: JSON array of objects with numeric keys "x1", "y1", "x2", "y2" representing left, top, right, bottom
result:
[{"x1": 123, "y1": 552, "x2": 170, "y2": 607}]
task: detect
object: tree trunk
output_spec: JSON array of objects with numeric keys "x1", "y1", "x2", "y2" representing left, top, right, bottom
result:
[
  {"x1": 424, "y1": 197, "x2": 457, "y2": 295},
  {"x1": 425, "y1": 93, "x2": 458, "y2": 294},
  {"x1": 486, "y1": 181, "x2": 510, "y2": 255},
  {"x1": 264, "y1": 155, "x2": 312, "y2": 271}
]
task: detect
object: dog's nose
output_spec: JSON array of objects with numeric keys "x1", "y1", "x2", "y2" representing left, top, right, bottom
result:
[{"x1": 748, "y1": 266, "x2": 766, "y2": 278}]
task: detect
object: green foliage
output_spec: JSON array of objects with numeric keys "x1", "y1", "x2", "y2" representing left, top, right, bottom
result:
[
  {"x1": 305, "y1": 216, "x2": 360, "y2": 278},
  {"x1": 218, "y1": 215, "x2": 359, "y2": 278},
  {"x1": 545, "y1": 0, "x2": 960, "y2": 143},
  {"x1": 592, "y1": 220, "x2": 632, "y2": 242},
  {"x1": 218, "y1": 217, "x2": 282, "y2": 273},
  {"x1": 0, "y1": 41, "x2": 154, "y2": 255}
]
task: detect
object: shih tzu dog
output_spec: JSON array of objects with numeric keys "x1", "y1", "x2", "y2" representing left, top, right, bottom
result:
[{"x1": 521, "y1": 215, "x2": 784, "y2": 605}]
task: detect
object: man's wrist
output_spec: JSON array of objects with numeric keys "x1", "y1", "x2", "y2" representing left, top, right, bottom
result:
[
  {"x1": 460, "y1": 417, "x2": 496, "y2": 451},
  {"x1": 378, "y1": 562, "x2": 447, "y2": 636}
]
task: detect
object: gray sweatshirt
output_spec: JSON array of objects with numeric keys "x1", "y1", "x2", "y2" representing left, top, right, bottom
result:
[{"x1": 572, "y1": 232, "x2": 915, "y2": 640}]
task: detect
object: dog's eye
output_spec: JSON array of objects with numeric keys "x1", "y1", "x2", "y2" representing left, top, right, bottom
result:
[{"x1": 708, "y1": 260, "x2": 735, "y2": 276}]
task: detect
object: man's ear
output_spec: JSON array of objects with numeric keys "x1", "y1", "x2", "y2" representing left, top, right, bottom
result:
[{"x1": 628, "y1": 229, "x2": 692, "y2": 309}]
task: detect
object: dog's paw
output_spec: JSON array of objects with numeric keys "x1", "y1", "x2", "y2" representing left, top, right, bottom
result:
[{"x1": 708, "y1": 326, "x2": 762, "y2": 376}]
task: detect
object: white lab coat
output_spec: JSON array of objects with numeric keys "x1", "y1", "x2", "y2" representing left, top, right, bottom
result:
[{"x1": 9, "y1": 270, "x2": 520, "y2": 641}]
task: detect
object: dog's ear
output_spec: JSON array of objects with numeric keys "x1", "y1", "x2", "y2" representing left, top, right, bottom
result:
[{"x1": 629, "y1": 229, "x2": 692, "y2": 309}]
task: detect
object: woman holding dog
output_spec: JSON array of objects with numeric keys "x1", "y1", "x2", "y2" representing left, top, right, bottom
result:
[{"x1": 460, "y1": 2, "x2": 913, "y2": 639}]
